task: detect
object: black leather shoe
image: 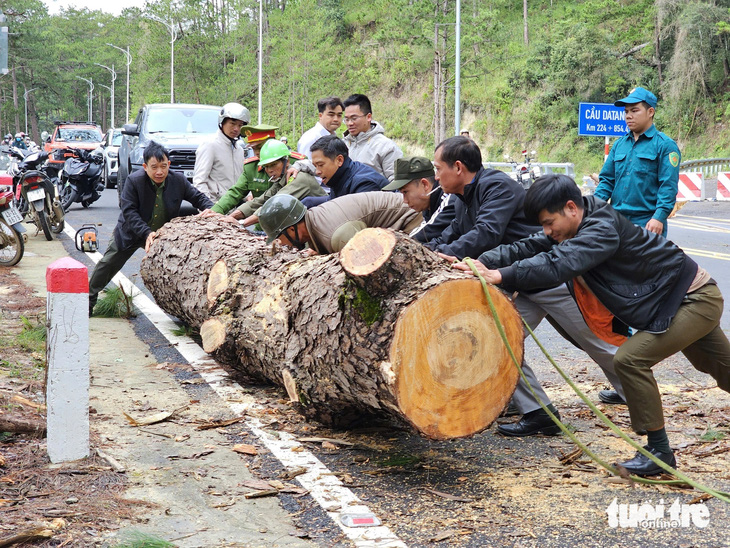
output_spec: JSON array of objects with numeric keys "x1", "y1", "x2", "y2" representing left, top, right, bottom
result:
[
  {"x1": 617, "y1": 445, "x2": 676, "y2": 477},
  {"x1": 598, "y1": 390, "x2": 626, "y2": 405},
  {"x1": 497, "y1": 408, "x2": 561, "y2": 437}
]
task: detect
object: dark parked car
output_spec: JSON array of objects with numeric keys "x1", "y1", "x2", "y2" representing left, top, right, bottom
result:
[{"x1": 117, "y1": 103, "x2": 221, "y2": 205}]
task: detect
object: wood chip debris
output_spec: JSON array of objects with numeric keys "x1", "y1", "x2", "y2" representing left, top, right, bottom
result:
[
  {"x1": 196, "y1": 417, "x2": 244, "y2": 430},
  {"x1": 10, "y1": 395, "x2": 46, "y2": 412},
  {"x1": 232, "y1": 444, "x2": 258, "y2": 456},
  {"x1": 123, "y1": 404, "x2": 188, "y2": 426},
  {"x1": 95, "y1": 448, "x2": 126, "y2": 473},
  {"x1": 280, "y1": 466, "x2": 307, "y2": 480},
  {"x1": 243, "y1": 489, "x2": 279, "y2": 499}
]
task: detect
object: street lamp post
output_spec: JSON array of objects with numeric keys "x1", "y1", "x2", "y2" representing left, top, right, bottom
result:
[
  {"x1": 23, "y1": 86, "x2": 38, "y2": 135},
  {"x1": 107, "y1": 43, "x2": 132, "y2": 124},
  {"x1": 454, "y1": 0, "x2": 461, "y2": 136},
  {"x1": 150, "y1": 15, "x2": 177, "y2": 103},
  {"x1": 257, "y1": 0, "x2": 263, "y2": 124},
  {"x1": 98, "y1": 83, "x2": 112, "y2": 129},
  {"x1": 95, "y1": 63, "x2": 117, "y2": 128},
  {"x1": 75, "y1": 76, "x2": 94, "y2": 121}
]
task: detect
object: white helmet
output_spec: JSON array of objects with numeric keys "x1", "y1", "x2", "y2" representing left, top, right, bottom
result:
[{"x1": 219, "y1": 103, "x2": 250, "y2": 127}]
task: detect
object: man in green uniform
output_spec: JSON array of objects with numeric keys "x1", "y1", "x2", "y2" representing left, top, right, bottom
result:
[
  {"x1": 233, "y1": 138, "x2": 326, "y2": 226},
  {"x1": 211, "y1": 124, "x2": 279, "y2": 215},
  {"x1": 595, "y1": 87, "x2": 680, "y2": 238}
]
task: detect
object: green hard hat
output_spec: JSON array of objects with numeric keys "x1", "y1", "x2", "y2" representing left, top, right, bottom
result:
[
  {"x1": 259, "y1": 194, "x2": 307, "y2": 244},
  {"x1": 258, "y1": 139, "x2": 290, "y2": 167}
]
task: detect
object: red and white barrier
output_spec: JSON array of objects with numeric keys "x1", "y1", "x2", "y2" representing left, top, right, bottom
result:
[
  {"x1": 46, "y1": 257, "x2": 89, "y2": 463},
  {"x1": 676, "y1": 173, "x2": 703, "y2": 201},
  {"x1": 716, "y1": 173, "x2": 730, "y2": 201}
]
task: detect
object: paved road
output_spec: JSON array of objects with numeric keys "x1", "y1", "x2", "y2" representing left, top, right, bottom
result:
[{"x1": 57, "y1": 190, "x2": 730, "y2": 547}]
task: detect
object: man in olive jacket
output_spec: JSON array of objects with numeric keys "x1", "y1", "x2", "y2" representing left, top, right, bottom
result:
[
  {"x1": 455, "y1": 174, "x2": 730, "y2": 476},
  {"x1": 88, "y1": 141, "x2": 213, "y2": 314}
]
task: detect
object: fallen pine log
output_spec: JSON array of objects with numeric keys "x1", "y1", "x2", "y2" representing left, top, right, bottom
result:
[
  {"x1": 0, "y1": 414, "x2": 46, "y2": 435},
  {"x1": 141, "y1": 216, "x2": 523, "y2": 439}
]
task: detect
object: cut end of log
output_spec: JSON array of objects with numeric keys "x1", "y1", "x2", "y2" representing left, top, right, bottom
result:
[
  {"x1": 391, "y1": 278, "x2": 523, "y2": 439},
  {"x1": 207, "y1": 259, "x2": 230, "y2": 306},
  {"x1": 201, "y1": 318, "x2": 228, "y2": 353},
  {"x1": 339, "y1": 228, "x2": 397, "y2": 277}
]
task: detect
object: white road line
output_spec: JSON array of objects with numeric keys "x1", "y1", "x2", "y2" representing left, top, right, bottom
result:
[{"x1": 63, "y1": 222, "x2": 407, "y2": 548}]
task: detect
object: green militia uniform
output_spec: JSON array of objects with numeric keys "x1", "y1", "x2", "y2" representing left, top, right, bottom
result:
[{"x1": 211, "y1": 152, "x2": 307, "y2": 216}]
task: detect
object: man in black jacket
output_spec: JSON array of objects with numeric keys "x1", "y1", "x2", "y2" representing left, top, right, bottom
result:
[
  {"x1": 456, "y1": 174, "x2": 730, "y2": 476},
  {"x1": 430, "y1": 136, "x2": 625, "y2": 437},
  {"x1": 88, "y1": 141, "x2": 213, "y2": 315},
  {"x1": 300, "y1": 135, "x2": 388, "y2": 208},
  {"x1": 383, "y1": 156, "x2": 455, "y2": 243}
]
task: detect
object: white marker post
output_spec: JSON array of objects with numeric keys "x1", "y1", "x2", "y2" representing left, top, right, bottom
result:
[{"x1": 46, "y1": 257, "x2": 90, "y2": 463}]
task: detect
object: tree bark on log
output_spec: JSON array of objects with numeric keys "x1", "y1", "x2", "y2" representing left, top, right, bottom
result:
[
  {"x1": 141, "y1": 217, "x2": 524, "y2": 439},
  {"x1": 0, "y1": 414, "x2": 46, "y2": 435}
]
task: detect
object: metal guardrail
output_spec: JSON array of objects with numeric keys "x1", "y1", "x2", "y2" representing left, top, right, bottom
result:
[
  {"x1": 483, "y1": 161, "x2": 575, "y2": 179},
  {"x1": 679, "y1": 158, "x2": 730, "y2": 178}
]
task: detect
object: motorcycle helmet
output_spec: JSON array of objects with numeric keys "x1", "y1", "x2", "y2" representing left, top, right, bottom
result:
[
  {"x1": 218, "y1": 103, "x2": 250, "y2": 127},
  {"x1": 90, "y1": 147, "x2": 105, "y2": 164}
]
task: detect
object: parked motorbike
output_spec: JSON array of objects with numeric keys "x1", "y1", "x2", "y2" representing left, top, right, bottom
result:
[
  {"x1": 0, "y1": 187, "x2": 26, "y2": 266},
  {"x1": 4, "y1": 146, "x2": 65, "y2": 241},
  {"x1": 505, "y1": 150, "x2": 541, "y2": 190},
  {"x1": 58, "y1": 147, "x2": 105, "y2": 212}
]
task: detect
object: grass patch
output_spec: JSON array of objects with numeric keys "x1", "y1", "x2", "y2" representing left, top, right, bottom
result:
[
  {"x1": 0, "y1": 358, "x2": 24, "y2": 378},
  {"x1": 111, "y1": 531, "x2": 175, "y2": 548},
  {"x1": 16, "y1": 316, "x2": 46, "y2": 353},
  {"x1": 700, "y1": 429, "x2": 726, "y2": 442},
  {"x1": 94, "y1": 286, "x2": 137, "y2": 318}
]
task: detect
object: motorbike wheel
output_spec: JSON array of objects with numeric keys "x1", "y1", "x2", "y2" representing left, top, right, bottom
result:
[
  {"x1": 38, "y1": 209, "x2": 53, "y2": 241},
  {"x1": 15, "y1": 195, "x2": 29, "y2": 218},
  {"x1": 60, "y1": 186, "x2": 77, "y2": 212},
  {"x1": 0, "y1": 218, "x2": 24, "y2": 266},
  {"x1": 50, "y1": 210, "x2": 65, "y2": 234}
]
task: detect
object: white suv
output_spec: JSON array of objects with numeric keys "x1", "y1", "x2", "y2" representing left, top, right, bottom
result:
[{"x1": 102, "y1": 128, "x2": 123, "y2": 189}]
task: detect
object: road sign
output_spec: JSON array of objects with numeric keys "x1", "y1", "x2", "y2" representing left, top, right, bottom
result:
[{"x1": 578, "y1": 103, "x2": 628, "y2": 137}]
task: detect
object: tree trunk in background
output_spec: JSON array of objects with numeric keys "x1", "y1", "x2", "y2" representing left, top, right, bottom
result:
[
  {"x1": 141, "y1": 218, "x2": 523, "y2": 440},
  {"x1": 654, "y1": 16, "x2": 662, "y2": 87},
  {"x1": 12, "y1": 67, "x2": 20, "y2": 132},
  {"x1": 523, "y1": 0, "x2": 529, "y2": 45}
]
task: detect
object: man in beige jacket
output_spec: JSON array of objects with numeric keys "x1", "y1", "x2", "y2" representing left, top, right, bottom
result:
[{"x1": 259, "y1": 191, "x2": 421, "y2": 254}]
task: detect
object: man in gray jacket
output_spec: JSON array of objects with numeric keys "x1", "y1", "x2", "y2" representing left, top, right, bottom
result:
[
  {"x1": 343, "y1": 94, "x2": 403, "y2": 182},
  {"x1": 258, "y1": 192, "x2": 421, "y2": 254},
  {"x1": 432, "y1": 136, "x2": 625, "y2": 437},
  {"x1": 193, "y1": 103, "x2": 250, "y2": 201}
]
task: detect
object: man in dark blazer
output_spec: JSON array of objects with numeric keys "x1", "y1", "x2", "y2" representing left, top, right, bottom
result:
[{"x1": 88, "y1": 141, "x2": 213, "y2": 315}]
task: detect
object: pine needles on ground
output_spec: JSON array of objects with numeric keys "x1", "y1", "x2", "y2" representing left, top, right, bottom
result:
[{"x1": 94, "y1": 286, "x2": 136, "y2": 319}]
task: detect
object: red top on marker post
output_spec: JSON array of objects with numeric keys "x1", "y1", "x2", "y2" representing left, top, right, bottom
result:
[{"x1": 46, "y1": 257, "x2": 89, "y2": 294}]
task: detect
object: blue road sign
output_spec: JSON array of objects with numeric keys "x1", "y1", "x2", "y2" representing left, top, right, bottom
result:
[{"x1": 578, "y1": 103, "x2": 628, "y2": 137}]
